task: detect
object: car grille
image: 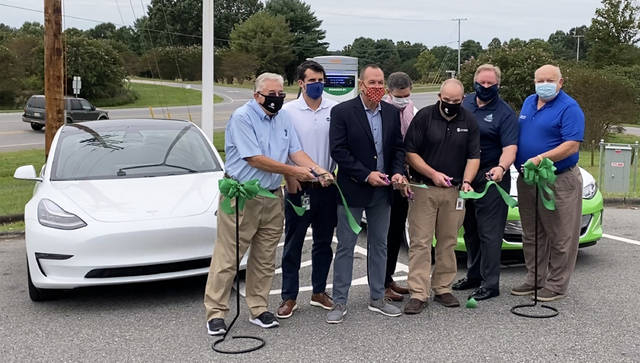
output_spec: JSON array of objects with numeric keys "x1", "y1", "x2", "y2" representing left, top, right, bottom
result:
[
  {"x1": 84, "y1": 257, "x2": 211, "y2": 278},
  {"x1": 503, "y1": 215, "x2": 592, "y2": 243}
]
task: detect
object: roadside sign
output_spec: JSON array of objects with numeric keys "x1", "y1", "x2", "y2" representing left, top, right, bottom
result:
[{"x1": 72, "y1": 76, "x2": 82, "y2": 97}]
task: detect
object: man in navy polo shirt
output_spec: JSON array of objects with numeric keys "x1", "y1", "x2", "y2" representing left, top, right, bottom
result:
[
  {"x1": 511, "y1": 64, "x2": 584, "y2": 302},
  {"x1": 453, "y1": 64, "x2": 518, "y2": 301}
]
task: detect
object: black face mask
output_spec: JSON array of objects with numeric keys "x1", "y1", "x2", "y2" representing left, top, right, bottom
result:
[
  {"x1": 440, "y1": 100, "x2": 461, "y2": 117},
  {"x1": 474, "y1": 82, "x2": 499, "y2": 102},
  {"x1": 258, "y1": 93, "x2": 285, "y2": 114}
]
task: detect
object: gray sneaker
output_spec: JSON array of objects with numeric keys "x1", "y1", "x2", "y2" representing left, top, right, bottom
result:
[
  {"x1": 326, "y1": 303, "x2": 347, "y2": 324},
  {"x1": 368, "y1": 298, "x2": 402, "y2": 317}
]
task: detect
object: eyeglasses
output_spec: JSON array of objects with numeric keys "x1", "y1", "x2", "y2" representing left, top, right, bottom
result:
[{"x1": 258, "y1": 91, "x2": 286, "y2": 98}]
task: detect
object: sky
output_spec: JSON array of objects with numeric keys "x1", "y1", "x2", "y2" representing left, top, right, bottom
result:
[{"x1": 0, "y1": 0, "x2": 605, "y2": 50}]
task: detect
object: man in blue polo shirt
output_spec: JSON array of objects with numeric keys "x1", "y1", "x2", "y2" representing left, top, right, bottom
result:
[
  {"x1": 204, "y1": 72, "x2": 333, "y2": 336},
  {"x1": 453, "y1": 64, "x2": 518, "y2": 301},
  {"x1": 511, "y1": 64, "x2": 584, "y2": 302}
]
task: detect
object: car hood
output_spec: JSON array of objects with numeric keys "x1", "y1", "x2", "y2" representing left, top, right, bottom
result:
[
  {"x1": 509, "y1": 166, "x2": 591, "y2": 197},
  {"x1": 50, "y1": 172, "x2": 223, "y2": 222}
]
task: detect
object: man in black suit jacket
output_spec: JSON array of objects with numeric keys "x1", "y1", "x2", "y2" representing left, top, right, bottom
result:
[{"x1": 326, "y1": 64, "x2": 408, "y2": 324}]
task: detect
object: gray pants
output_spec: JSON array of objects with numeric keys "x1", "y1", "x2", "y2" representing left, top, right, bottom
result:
[
  {"x1": 332, "y1": 188, "x2": 391, "y2": 304},
  {"x1": 517, "y1": 166, "x2": 582, "y2": 294}
]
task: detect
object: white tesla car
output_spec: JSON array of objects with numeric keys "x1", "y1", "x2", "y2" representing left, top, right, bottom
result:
[{"x1": 14, "y1": 119, "x2": 224, "y2": 301}]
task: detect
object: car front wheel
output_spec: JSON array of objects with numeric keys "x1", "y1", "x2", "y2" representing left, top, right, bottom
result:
[
  {"x1": 27, "y1": 260, "x2": 58, "y2": 301},
  {"x1": 30, "y1": 123, "x2": 43, "y2": 131}
]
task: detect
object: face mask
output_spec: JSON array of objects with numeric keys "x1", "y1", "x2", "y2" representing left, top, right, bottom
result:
[
  {"x1": 535, "y1": 82, "x2": 559, "y2": 101},
  {"x1": 390, "y1": 95, "x2": 411, "y2": 109},
  {"x1": 474, "y1": 82, "x2": 499, "y2": 102},
  {"x1": 258, "y1": 93, "x2": 285, "y2": 114},
  {"x1": 305, "y1": 82, "x2": 324, "y2": 100},
  {"x1": 363, "y1": 85, "x2": 385, "y2": 104},
  {"x1": 440, "y1": 100, "x2": 461, "y2": 117}
]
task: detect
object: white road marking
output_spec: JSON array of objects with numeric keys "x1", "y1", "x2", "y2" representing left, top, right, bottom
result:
[{"x1": 603, "y1": 233, "x2": 640, "y2": 246}]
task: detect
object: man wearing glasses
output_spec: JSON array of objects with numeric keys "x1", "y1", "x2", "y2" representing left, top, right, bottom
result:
[{"x1": 204, "y1": 72, "x2": 333, "y2": 336}]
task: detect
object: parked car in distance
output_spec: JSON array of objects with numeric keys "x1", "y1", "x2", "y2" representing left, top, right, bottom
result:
[{"x1": 22, "y1": 95, "x2": 109, "y2": 131}]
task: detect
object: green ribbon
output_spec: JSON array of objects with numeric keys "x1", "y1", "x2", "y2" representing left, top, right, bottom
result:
[
  {"x1": 286, "y1": 182, "x2": 362, "y2": 235},
  {"x1": 459, "y1": 180, "x2": 518, "y2": 208},
  {"x1": 523, "y1": 158, "x2": 557, "y2": 210},
  {"x1": 218, "y1": 178, "x2": 277, "y2": 215}
]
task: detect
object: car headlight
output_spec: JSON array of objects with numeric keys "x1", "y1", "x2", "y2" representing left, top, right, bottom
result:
[
  {"x1": 37, "y1": 199, "x2": 87, "y2": 230},
  {"x1": 582, "y1": 181, "x2": 597, "y2": 199}
]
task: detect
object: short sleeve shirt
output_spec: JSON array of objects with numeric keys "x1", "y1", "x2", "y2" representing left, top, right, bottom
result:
[
  {"x1": 282, "y1": 96, "x2": 337, "y2": 172},
  {"x1": 462, "y1": 93, "x2": 519, "y2": 168},
  {"x1": 404, "y1": 102, "x2": 481, "y2": 183},
  {"x1": 224, "y1": 99, "x2": 302, "y2": 190},
  {"x1": 515, "y1": 90, "x2": 584, "y2": 172}
]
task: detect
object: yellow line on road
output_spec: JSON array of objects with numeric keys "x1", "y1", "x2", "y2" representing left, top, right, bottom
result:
[{"x1": 0, "y1": 130, "x2": 30, "y2": 136}]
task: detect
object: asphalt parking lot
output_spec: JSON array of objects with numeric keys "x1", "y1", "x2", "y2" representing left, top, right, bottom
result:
[{"x1": 1, "y1": 206, "x2": 639, "y2": 362}]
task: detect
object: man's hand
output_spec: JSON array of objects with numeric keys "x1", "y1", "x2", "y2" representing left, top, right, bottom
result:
[
  {"x1": 285, "y1": 176, "x2": 301, "y2": 194},
  {"x1": 486, "y1": 166, "x2": 505, "y2": 182},
  {"x1": 431, "y1": 171, "x2": 453, "y2": 188},
  {"x1": 312, "y1": 166, "x2": 334, "y2": 187},
  {"x1": 461, "y1": 181, "x2": 474, "y2": 192},
  {"x1": 391, "y1": 174, "x2": 412, "y2": 198},
  {"x1": 292, "y1": 166, "x2": 315, "y2": 182},
  {"x1": 527, "y1": 155, "x2": 543, "y2": 167},
  {"x1": 367, "y1": 171, "x2": 391, "y2": 187}
]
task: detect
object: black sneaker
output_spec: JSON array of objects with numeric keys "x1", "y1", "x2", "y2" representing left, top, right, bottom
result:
[
  {"x1": 207, "y1": 318, "x2": 226, "y2": 336},
  {"x1": 249, "y1": 311, "x2": 280, "y2": 329}
]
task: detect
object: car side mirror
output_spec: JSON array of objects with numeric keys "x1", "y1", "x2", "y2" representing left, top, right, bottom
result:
[
  {"x1": 91, "y1": 105, "x2": 96, "y2": 111},
  {"x1": 14, "y1": 165, "x2": 42, "y2": 182}
]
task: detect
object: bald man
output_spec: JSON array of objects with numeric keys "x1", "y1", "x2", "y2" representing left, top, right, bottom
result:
[
  {"x1": 512, "y1": 64, "x2": 585, "y2": 302},
  {"x1": 403, "y1": 79, "x2": 480, "y2": 313}
]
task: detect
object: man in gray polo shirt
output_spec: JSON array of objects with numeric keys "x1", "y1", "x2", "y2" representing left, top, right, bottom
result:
[{"x1": 276, "y1": 60, "x2": 339, "y2": 319}]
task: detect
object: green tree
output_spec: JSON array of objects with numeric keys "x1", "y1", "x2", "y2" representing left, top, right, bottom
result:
[
  {"x1": 429, "y1": 45, "x2": 458, "y2": 81},
  {"x1": 265, "y1": 0, "x2": 328, "y2": 84},
  {"x1": 587, "y1": 0, "x2": 640, "y2": 66},
  {"x1": 217, "y1": 49, "x2": 259, "y2": 84},
  {"x1": 548, "y1": 26, "x2": 590, "y2": 61},
  {"x1": 215, "y1": 0, "x2": 263, "y2": 48},
  {"x1": 487, "y1": 37, "x2": 502, "y2": 50},
  {"x1": 343, "y1": 37, "x2": 377, "y2": 67},
  {"x1": 229, "y1": 12, "x2": 295, "y2": 76},
  {"x1": 140, "y1": 0, "x2": 202, "y2": 47},
  {"x1": 461, "y1": 39, "x2": 483, "y2": 61},
  {"x1": 414, "y1": 49, "x2": 437, "y2": 82},
  {"x1": 86, "y1": 22, "x2": 117, "y2": 39},
  {"x1": 396, "y1": 41, "x2": 427, "y2": 63},
  {"x1": 18, "y1": 22, "x2": 44, "y2": 37}
]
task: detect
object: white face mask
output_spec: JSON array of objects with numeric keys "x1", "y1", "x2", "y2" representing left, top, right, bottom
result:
[{"x1": 390, "y1": 95, "x2": 411, "y2": 109}]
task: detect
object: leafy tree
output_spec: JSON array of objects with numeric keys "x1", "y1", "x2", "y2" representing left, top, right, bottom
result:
[
  {"x1": 343, "y1": 37, "x2": 377, "y2": 66},
  {"x1": 429, "y1": 45, "x2": 458, "y2": 81},
  {"x1": 587, "y1": 0, "x2": 640, "y2": 66},
  {"x1": 461, "y1": 39, "x2": 483, "y2": 61},
  {"x1": 18, "y1": 22, "x2": 44, "y2": 37},
  {"x1": 548, "y1": 26, "x2": 590, "y2": 61},
  {"x1": 229, "y1": 12, "x2": 295, "y2": 76},
  {"x1": 0, "y1": 45, "x2": 22, "y2": 107},
  {"x1": 140, "y1": 0, "x2": 202, "y2": 47},
  {"x1": 374, "y1": 39, "x2": 401, "y2": 75},
  {"x1": 459, "y1": 43, "x2": 555, "y2": 110},
  {"x1": 217, "y1": 49, "x2": 258, "y2": 84},
  {"x1": 139, "y1": 45, "x2": 202, "y2": 80},
  {"x1": 414, "y1": 49, "x2": 437, "y2": 82},
  {"x1": 487, "y1": 37, "x2": 502, "y2": 50},
  {"x1": 215, "y1": 0, "x2": 263, "y2": 48},
  {"x1": 396, "y1": 41, "x2": 427, "y2": 63},
  {"x1": 86, "y1": 23, "x2": 117, "y2": 39},
  {"x1": 265, "y1": 0, "x2": 328, "y2": 84}
]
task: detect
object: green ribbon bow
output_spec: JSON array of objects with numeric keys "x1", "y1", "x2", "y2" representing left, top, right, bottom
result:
[
  {"x1": 523, "y1": 158, "x2": 557, "y2": 210},
  {"x1": 219, "y1": 178, "x2": 276, "y2": 215},
  {"x1": 459, "y1": 180, "x2": 518, "y2": 208},
  {"x1": 287, "y1": 182, "x2": 362, "y2": 235}
]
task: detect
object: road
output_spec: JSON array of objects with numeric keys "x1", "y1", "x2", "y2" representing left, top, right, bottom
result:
[
  {"x1": 0, "y1": 206, "x2": 639, "y2": 361},
  {"x1": 0, "y1": 82, "x2": 438, "y2": 152}
]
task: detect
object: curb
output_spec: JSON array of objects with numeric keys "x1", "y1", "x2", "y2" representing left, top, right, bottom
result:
[
  {"x1": 0, "y1": 214, "x2": 23, "y2": 224},
  {"x1": 603, "y1": 198, "x2": 640, "y2": 206}
]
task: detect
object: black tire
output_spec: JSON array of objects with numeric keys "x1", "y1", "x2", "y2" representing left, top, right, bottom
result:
[
  {"x1": 30, "y1": 123, "x2": 43, "y2": 131},
  {"x1": 66, "y1": 118, "x2": 73, "y2": 124},
  {"x1": 27, "y1": 260, "x2": 58, "y2": 302},
  {"x1": 98, "y1": 115, "x2": 108, "y2": 120}
]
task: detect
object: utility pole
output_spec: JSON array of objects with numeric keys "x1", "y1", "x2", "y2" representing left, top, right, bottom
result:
[
  {"x1": 201, "y1": 0, "x2": 214, "y2": 143},
  {"x1": 452, "y1": 18, "x2": 467, "y2": 77},
  {"x1": 573, "y1": 33, "x2": 584, "y2": 62},
  {"x1": 44, "y1": 0, "x2": 64, "y2": 157}
]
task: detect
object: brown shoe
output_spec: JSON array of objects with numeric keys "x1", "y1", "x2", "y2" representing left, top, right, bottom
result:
[
  {"x1": 276, "y1": 299, "x2": 298, "y2": 319},
  {"x1": 434, "y1": 293, "x2": 460, "y2": 307},
  {"x1": 511, "y1": 283, "x2": 538, "y2": 296},
  {"x1": 533, "y1": 288, "x2": 565, "y2": 302},
  {"x1": 389, "y1": 281, "x2": 409, "y2": 295},
  {"x1": 404, "y1": 298, "x2": 427, "y2": 314},
  {"x1": 385, "y1": 287, "x2": 404, "y2": 302},
  {"x1": 310, "y1": 292, "x2": 334, "y2": 310}
]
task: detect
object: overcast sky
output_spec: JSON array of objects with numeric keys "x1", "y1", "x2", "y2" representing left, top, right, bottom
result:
[{"x1": 1, "y1": 0, "x2": 605, "y2": 50}]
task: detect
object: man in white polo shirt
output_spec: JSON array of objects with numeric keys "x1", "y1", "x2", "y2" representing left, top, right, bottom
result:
[{"x1": 277, "y1": 60, "x2": 338, "y2": 319}]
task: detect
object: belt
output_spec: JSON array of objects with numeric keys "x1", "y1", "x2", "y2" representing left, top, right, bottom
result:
[{"x1": 223, "y1": 173, "x2": 280, "y2": 193}]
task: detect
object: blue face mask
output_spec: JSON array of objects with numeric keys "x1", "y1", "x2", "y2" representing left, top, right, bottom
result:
[
  {"x1": 473, "y1": 82, "x2": 499, "y2": 102},
  {"x1": 535, "y1": 82, "x2": 559, "y2": 101},
  {"x1": 305, "y1": 82, "x2": 324, "y2": 100}
]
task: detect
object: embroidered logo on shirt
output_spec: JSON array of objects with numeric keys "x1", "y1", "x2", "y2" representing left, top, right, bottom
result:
[
  {"x1": 456, "y1": 128, "x2": 469, "y2": 132},
  {"x1": 484, "y1": 114, "x2": 493, "y2": 122},
  {"x1": 519, "y1": 115, "x2": 527, "y2": 119}
]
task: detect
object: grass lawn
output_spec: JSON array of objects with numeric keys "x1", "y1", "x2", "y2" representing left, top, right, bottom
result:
[
  {"x1": 106, "y1": 82, "x2": 223, "y2": 109},
  {"x1": 0, "y1": 149, "x2": 46, "y2": 216},
  {"x1": 0, "y1": 221, "x2": 24, "y2": 234}
]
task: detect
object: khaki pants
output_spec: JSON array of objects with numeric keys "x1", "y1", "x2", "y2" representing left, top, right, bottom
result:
[
  {"x1": 204, "y1": 189, "x2": 284, "y2": 320},
  {"x1": 517, "y1": 166, "x2": 582, "y2": 294},
  {"x1": 407, "y1": 186, "x2": 465, "y2": 301}
]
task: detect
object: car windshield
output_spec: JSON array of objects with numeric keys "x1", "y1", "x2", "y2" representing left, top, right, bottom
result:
[{"x1": 51, "y1": 121, "x2": 221, "y2": 181}]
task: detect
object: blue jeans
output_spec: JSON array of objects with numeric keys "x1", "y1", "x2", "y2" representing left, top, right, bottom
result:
[
  {"x1": 332, "y1": 188, "x2": 391, "y2": 304},
  {"x1": 281, "y1": 185, "x2": 337, "y2": 301}
]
